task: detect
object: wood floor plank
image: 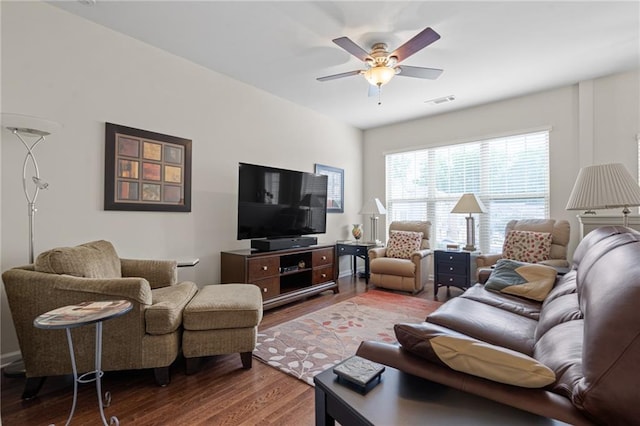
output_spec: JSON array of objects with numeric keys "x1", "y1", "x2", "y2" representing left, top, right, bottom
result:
[{"x1": 1, "y1": 276, "x2": 445, "y2": 425}]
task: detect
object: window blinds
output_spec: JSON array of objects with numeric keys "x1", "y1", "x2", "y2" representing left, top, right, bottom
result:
[{"x1": 385, "y1": 130, "x2": 549, "y2": 253}]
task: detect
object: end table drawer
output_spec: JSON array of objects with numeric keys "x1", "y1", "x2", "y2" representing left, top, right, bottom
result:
[
  {"x1": 439, "y1": 262, "x2": 468, "y2": 275},
  {"x1": 437, "y1": 273, "x2": 468, "y2": 288},
  {"x1": 440, "y1": 251, "x2": 468, "y2": 263}
]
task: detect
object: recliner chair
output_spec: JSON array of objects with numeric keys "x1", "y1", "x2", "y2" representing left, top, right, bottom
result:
[
  {"x1": 476, "y1": 218, "x2": 570, "y2": 282},
  {"x1": 368, "y1": 221, "x2": 432, "y2": 294}
]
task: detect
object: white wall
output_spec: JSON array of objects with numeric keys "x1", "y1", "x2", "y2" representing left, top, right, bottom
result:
[
  {"x1": 0, "y1": 2, "x2": 363, "y2": 361},
  {"x1": 363, "y1": 69, "x2": 640, "y2": 258}
]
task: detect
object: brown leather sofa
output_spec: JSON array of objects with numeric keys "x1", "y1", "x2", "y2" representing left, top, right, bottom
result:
[{"x1": 357, "y1": 226, "x2": 640, "y2": 425}]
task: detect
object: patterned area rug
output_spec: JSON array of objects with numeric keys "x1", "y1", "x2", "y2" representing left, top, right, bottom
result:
[{"x1": 253, "y1": 290, "x2": 441, "y2": 386}]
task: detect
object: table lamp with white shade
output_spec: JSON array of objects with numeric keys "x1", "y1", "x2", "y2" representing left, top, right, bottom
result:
[
  {"x1": 359, "y1": 197, "x2": 387, "y2": 244},
  {"x1": 451, "y1": 193, "x2": 486, "y2": 251},
  {"x1": 566, "y1": 163, "x2": 640, "y2": 227}
]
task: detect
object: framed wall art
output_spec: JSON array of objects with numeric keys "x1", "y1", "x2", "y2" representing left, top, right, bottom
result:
[
  {"x1": 104, "y1": 123, "x2": 192, "y2": 212},
  {"x1": 315, "y1": 163, "x2": 344, "y2": 213}
]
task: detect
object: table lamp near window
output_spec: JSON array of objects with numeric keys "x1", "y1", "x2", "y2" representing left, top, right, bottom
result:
[
  {"x1": 451, "y1": 193, "x2": 486, "y2": 251},
  {"x1": 565, "y1": 163, "x2": 640, "y2": 227},
  {"x1": 359, "y1": 197, "x2": 387, "y2": 244}
]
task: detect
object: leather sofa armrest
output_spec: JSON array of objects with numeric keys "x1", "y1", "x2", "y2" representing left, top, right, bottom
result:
[
  {"x1": 368, "y1": 247, "x2": 387, "y2": 260},
  {"x1": 120, "y1": 258, "x2": 177, "y2": 289},
  {"x1": 476, "y1": 253, "x2": 502, "y2": 268}
]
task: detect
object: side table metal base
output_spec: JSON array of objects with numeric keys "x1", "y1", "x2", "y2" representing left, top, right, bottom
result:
[{"x1": 65, "y1": 323, "x2": 119, "y2": 426}]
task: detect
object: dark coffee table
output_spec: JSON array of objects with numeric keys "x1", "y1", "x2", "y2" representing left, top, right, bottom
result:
[{"x1": 314, "y1": 364, "x2": 569, "y2": 426}]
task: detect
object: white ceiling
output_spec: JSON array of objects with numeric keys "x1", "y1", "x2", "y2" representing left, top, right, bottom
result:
[{"x1": 50, "y1": 1, "x2": 640, "y2": 130}]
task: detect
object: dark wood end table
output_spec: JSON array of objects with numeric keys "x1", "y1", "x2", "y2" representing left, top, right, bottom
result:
[{"x1": 336, "y1": 241, "x2": 381, "y2": 284}]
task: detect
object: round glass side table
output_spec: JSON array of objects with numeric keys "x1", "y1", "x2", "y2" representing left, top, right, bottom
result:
[{"x1": 34, "y1": 300, "x2": 132, "y2": 426}]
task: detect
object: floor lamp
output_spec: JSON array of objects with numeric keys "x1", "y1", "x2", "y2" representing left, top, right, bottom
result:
[
  {"x1": 451, "y1": 193, "x2": 486, "y2": 251},
  {"x1": 2, "y1": 113, "x2": 61, "y2": 377},
  {"x1": 359, "y1": 197, "x2": 387, "y2": 244},
  {"x1": 2, "y1": 113, "x2": 61, "y2": 263},
  {"x1": 566, "y1": 163, "x2": 640, "y2": 227}
]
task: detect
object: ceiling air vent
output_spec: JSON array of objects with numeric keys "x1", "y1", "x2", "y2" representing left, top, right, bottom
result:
[{"x1": 425, "y1": 95, "x2": 456, "y2": 105}]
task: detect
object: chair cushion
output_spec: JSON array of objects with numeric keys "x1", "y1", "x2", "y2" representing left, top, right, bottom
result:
[
  {"x1": 35, "y1": 240, "x2": 121, "y2": 278},
  {"x1": 146, "y1": 281, "x2": 198, "y2": 335},
  {"x1": 484, "y1": 259, "x2": 557, "y2": 302},
  {"x1": 502, "y1": 230, "x2": 552, "y2": 263},
  {"x1": 386, "y1": 230, "x2": 423, "y2": 259}
]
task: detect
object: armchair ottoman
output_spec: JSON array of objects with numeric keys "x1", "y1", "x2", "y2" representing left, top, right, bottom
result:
[{"x1": 182, "y1": 284, "x2": 263, "y2": 373}]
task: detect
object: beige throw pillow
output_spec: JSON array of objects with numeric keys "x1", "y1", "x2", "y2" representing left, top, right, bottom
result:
[
  {"x1": 385, "y1": 230, "x2": 423, "y2": 259},
  {"x1": 430, "y1": 335, "x2": 556, "y2": 388}
]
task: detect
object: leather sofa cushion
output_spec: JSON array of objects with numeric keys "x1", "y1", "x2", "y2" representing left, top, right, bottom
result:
[
  {"x1": 35, "y1": 240, "x2": 121, "y2": 279},
  {"x1": 427, "y1": 297, "x2": 538, "y2": 355},
  {"x1": 535, "y1": 293, "x2": 582, "y2": 341},
  {"x1": 370, "y1": 257, "x2": 416, "y2": 277},
  {"x1": 430, "y1": 334, "x2": 555, "y2": 388},
  {"x1": 484, "y1": 260, "x2": 557, "y2": 301},
  {"x1": 543, "y1": 271, "x2": 577, "y2": 306},
  {"x1": 534, "y1": 320, "x2": 583, "y2": 399},
  {"x1": 146, "y1": 281, "x2": 198, "y2": 335},
  {"x1": 461, "y1": 284, "x2": 541, "y2": 320}
]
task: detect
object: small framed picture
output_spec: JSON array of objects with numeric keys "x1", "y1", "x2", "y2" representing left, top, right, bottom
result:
[{"x1": 315, "y1": 164, "x2": 344, "y2": 213}]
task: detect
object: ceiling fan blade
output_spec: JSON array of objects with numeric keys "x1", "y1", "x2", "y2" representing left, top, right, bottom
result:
[
  {"x1": 332, "y1": 36, "x2": 371, "y2": 62},
  {"x1": 390, "y1": 27, "x2": 441, "y2": 63},
  {"x1": 396, "y1": 65, "x2": 443, "y2": 80},
  {"x1": 316, "y1": 70, "x2": 362, "y2": 82}
]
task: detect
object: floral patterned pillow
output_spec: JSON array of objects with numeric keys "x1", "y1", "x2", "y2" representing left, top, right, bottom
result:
[
  {"x1": 502, "y1": 230, "x2": 552, "y2": 263},
  {"x1": 386, "y1": 230, "x2": 424, "y2": 259}
]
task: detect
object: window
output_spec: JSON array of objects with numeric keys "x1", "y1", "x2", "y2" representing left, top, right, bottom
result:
[{"x1": 385, "y1": 130, "x2": 550, "y2": 253}]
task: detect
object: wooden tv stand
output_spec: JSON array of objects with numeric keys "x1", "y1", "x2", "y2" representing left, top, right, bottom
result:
[{"x1": 220, "y1": 244, "x2": 338, "y2": 310}]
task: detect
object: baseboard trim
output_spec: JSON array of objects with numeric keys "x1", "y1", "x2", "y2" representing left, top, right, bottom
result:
[{"x1": 1, "y1": 351, "x2": 22, "y2": 368}]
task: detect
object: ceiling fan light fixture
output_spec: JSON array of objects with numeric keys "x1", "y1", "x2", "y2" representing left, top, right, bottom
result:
[{"x1": 364, "y1": 66, "x2": 396, "y2": 87}]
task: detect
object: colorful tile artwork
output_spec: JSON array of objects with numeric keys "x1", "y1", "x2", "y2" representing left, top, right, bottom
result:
[{"x1": 115, "y1": 133, "x2": 184, "y2": 204}]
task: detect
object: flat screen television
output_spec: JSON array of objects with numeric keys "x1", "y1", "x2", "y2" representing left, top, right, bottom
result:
[{"x1": 237, "y1": 162, "x2": 328, "y2": 240}]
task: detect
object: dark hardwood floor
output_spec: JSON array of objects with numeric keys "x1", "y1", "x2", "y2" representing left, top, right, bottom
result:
[{"x1": 1, "y1": 275, "x2": 457, "y2": 425}]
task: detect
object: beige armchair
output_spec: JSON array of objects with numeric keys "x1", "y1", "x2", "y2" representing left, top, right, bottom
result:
[
  {"x1": 368, "y1": 221, "x2": 432, "y2": 294},
  {"x1": 476, "y1": 218, "x2": 571, "y2": 282},
  {"x1": 2, "y1": 240, "x2": 198, "y2": 399}
]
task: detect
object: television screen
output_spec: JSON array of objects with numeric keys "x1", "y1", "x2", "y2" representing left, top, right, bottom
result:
[{"x1": 237, "y1": 163, "x2": 328, "y2": 240}]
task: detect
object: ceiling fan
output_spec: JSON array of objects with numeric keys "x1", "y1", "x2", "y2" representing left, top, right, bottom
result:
[{"x1": 317, "y1": 27, "x2": 443, "y2": 99}]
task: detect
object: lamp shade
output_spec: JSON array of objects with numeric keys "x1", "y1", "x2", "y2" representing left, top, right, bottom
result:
[
  {"x1": 565, "y1": 163, "x2": 640, "y2": 211},
  {"x1": 1, "y1": 113, "x2": 61, "y2": 137},
  {"x1": 363, "y1": 66, "x2": 396, "y2": 87},
  {"x1": 359, "y1": 197, "x2": 387, "y2": 215},
  {"x1": 451, "y1": 193, "x2": 486, "y2": 214}
]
